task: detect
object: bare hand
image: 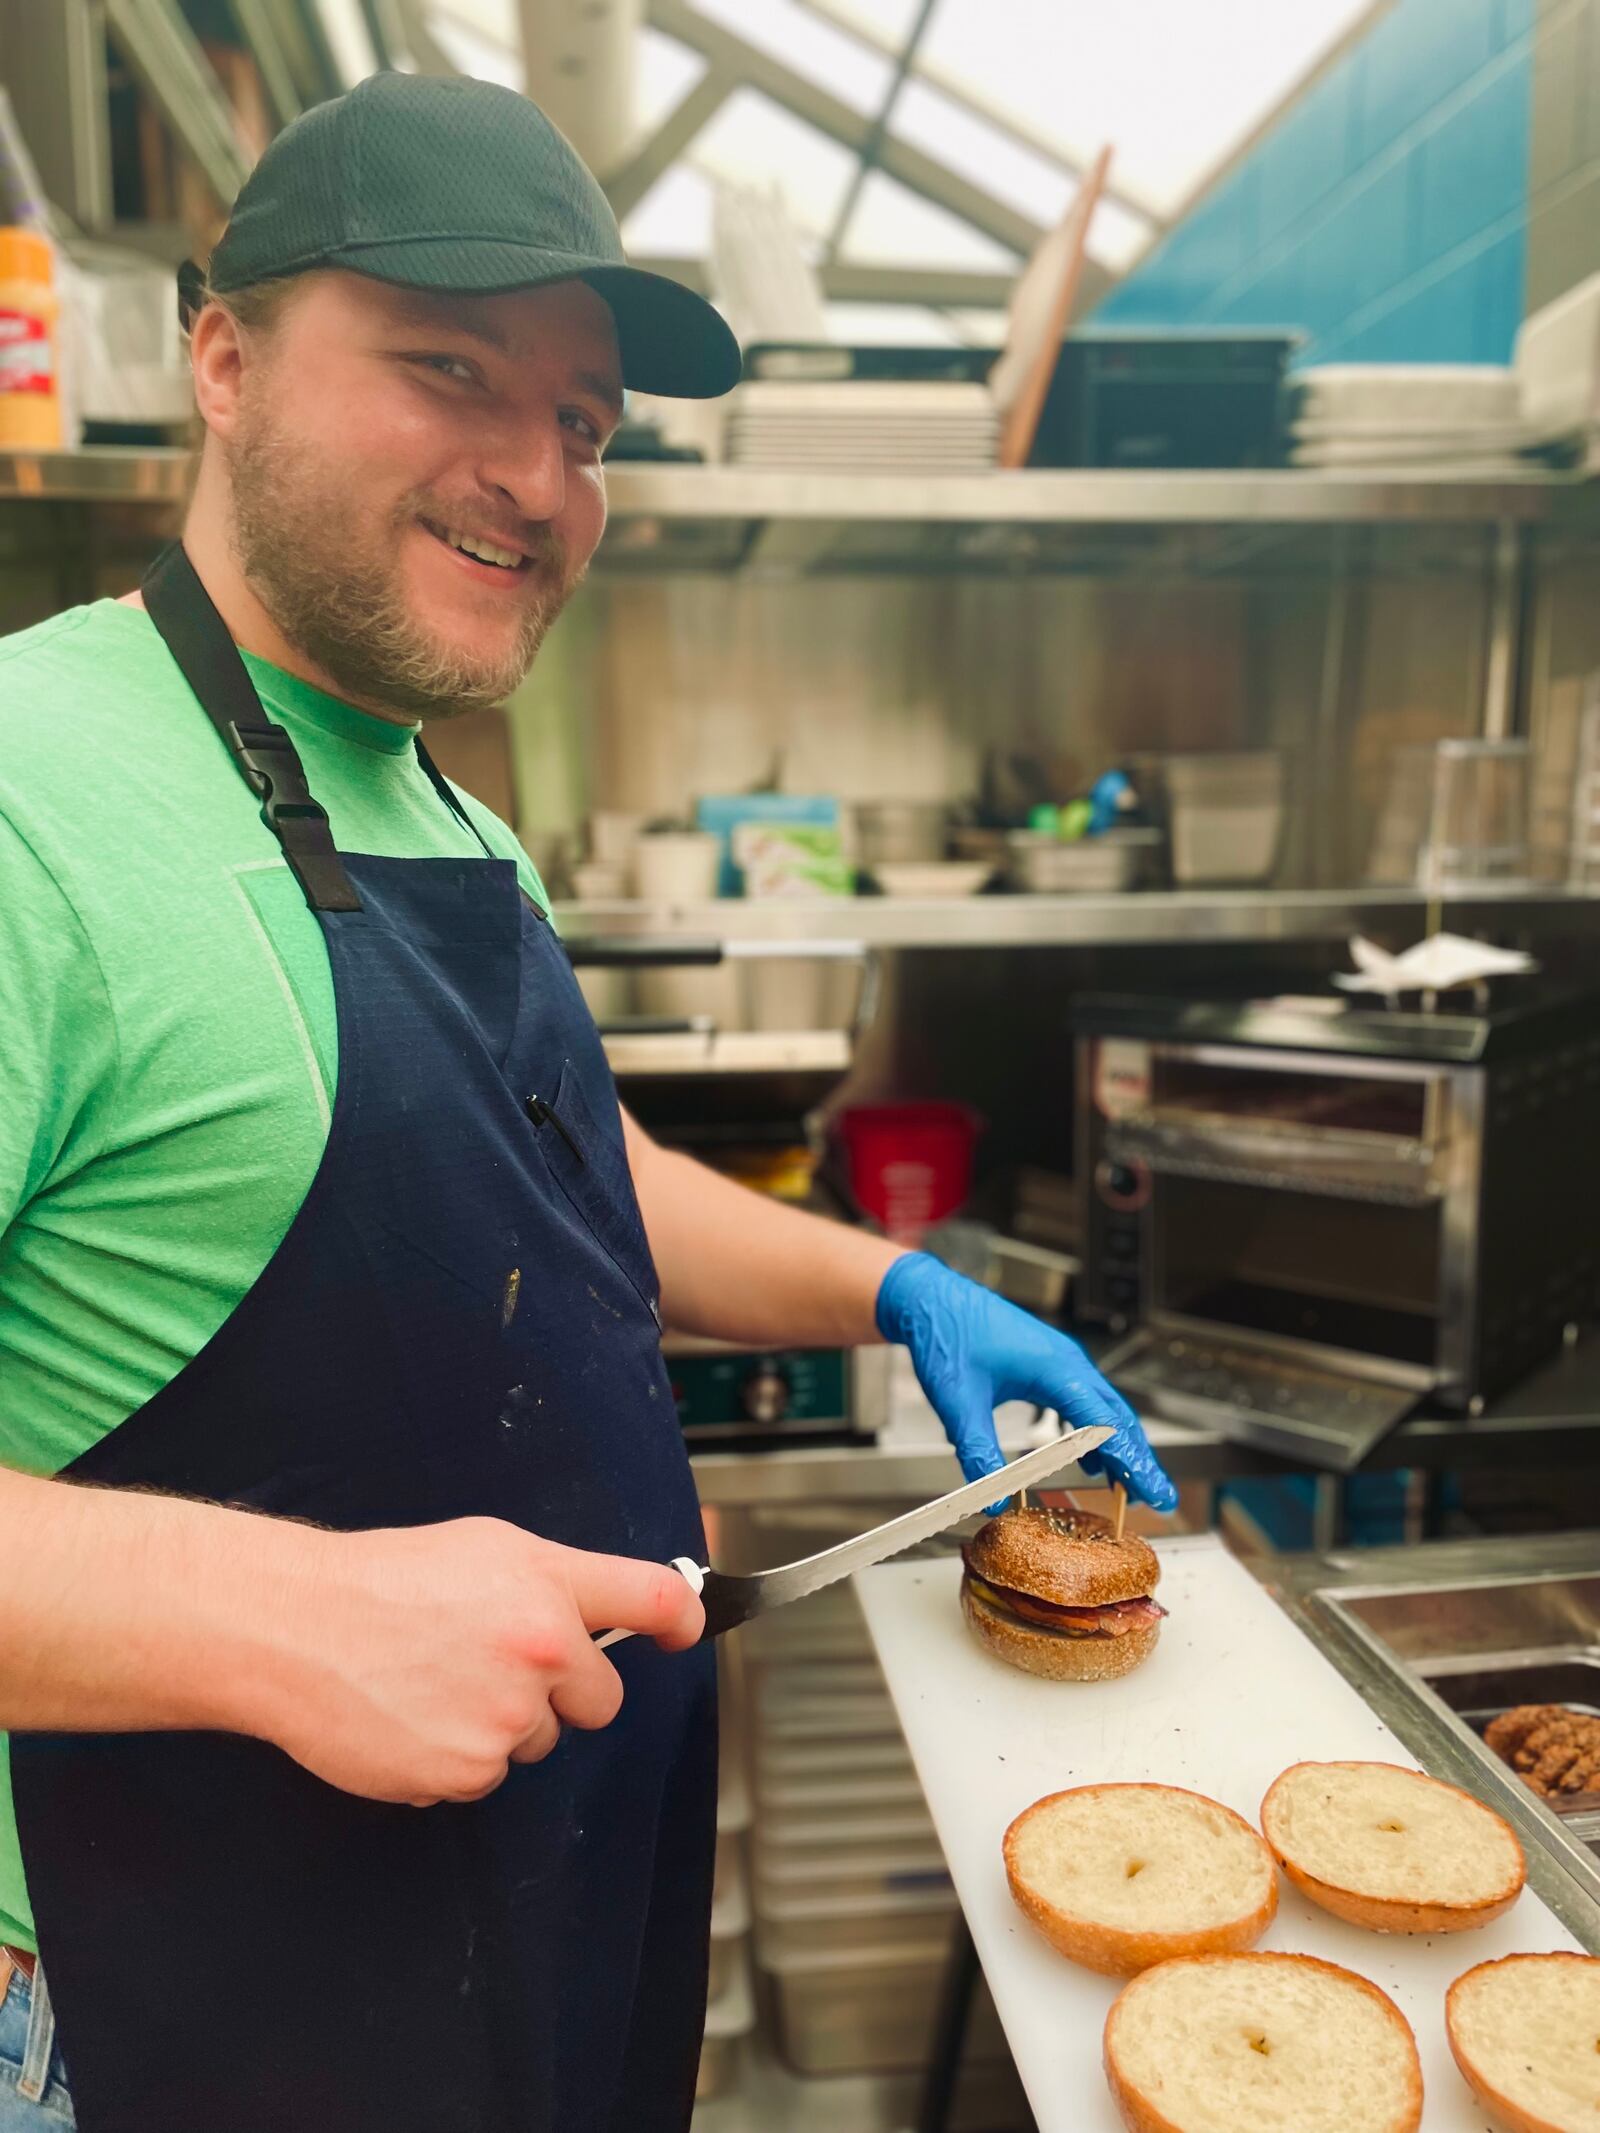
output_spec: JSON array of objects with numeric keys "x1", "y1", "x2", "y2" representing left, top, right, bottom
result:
[{"x1": 251, "y1": 1519, "x2": 703, "y2": 1806}]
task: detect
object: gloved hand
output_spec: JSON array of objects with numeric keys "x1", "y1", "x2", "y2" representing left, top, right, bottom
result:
[{"x1": 875, "y1": 1252, "x2": 1178, "y2": 1515}]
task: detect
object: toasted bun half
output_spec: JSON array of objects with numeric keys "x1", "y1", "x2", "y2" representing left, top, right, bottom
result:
[
  {"x1": 1103, "y1": 1952, "x2": 1423, "y2": 2133},
  {"x1": 1261, "y1": 1761, "x2": 1525, "y2": 1934},
  {"x1": 1005, "y1": 1784, "x2": 1278, "y2": 1977},
  {"x1": 965, "y1": 1505, "x2": 1160, "y2": 1609},
  {"x1": 961, "y1": 1579, "x2": 1159, "y2": 1682},
  {"x1": 1446, "y1": 1953, "x2": 1600, "y2": 2133}
]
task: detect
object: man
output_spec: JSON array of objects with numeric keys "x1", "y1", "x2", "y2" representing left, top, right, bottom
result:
[{"x1": 0, "y1": 72, "x2": 1173, "y2": 2133}]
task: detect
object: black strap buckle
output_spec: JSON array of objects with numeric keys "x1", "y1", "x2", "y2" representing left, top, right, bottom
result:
[
  {"x1": 229, "y1": 718, "x2": 325, "y2": 820},
  {"x1": 224, "y1": 718, "x2": 362, "y2": 912}
]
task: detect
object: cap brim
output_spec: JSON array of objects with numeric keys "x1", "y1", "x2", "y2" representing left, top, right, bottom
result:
[{"x1": 310, "y1": 237, "x2": 741, "y2": 399}]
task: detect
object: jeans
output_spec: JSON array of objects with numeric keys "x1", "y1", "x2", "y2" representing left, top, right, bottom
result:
[{"x1": 0, "y1": 1966, "x2": 72, "y2": 2128}]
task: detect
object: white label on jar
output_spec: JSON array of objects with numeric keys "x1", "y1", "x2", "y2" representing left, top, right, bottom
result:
[
  {"x1": 0, "y1": 311, "x2": 52, "y2": 394},
  {"x1": 1095, "y1": 1039, "x2": 1150, "y2": 1119}
]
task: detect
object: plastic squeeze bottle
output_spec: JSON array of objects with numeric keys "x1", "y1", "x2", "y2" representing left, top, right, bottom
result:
[{"x1": 0, "y1": 227, "x2": 62, "y2": 448}]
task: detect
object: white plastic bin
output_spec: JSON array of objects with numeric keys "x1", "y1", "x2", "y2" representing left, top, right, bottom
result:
[
  {"x1": 756, "y1": 1800, "x2": 938, "y2": 1852},
  {"x1": 754, "y1": 1736, "x2": 916, "y2": 1783},
  {"x1": 755, "y1": 1761, "x2": 926, "y2": 1813},
  {"x1": 707, "y1": 1847, "x2": 750, "y2": 2002},
  {"x1": 751, "y1": 1659, "x2": 904, "y2": 1743},
  {"x1": 754, "y1": 1879, "x2": 957, "y2": 1961},
  {"x1": 753, "y1": 1829, "x2": 952, "y2": 1911},
  {"x1": 712, "y1": 1828, "x2": 744, "y2": 1913},
  {"x1": 762, "y1": 1939, "x2": 1007, "y2": 2077},
  {"x1": 695, "y1": 1944, "x2": 754, "y2": 2101}
]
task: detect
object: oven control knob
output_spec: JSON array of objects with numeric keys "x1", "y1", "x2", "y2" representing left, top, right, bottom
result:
[
  {"x1": 1096, "y1": 1158, "x2": 1150, "y2": 1212},
  {"x1": 740, "y1": 1361, "x2": 793, "y2": 1425}
]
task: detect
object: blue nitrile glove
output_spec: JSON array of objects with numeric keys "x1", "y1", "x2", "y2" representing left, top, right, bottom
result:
[{"x1": 875, "y1": 1253, "x2": 1179, "y2": 1516}]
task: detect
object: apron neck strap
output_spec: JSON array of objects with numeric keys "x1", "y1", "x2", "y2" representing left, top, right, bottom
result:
[
  {"x1": 413, "y1": 737, "x2": 495, "y2": 861},
  {"x1": 141, "y1": 542, "x2": 362, "y2": 915}
]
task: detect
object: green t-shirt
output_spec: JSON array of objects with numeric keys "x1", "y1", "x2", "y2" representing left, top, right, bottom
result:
[{"x1": 0, "y1": 599, "x2": 547, "y2": 1950}]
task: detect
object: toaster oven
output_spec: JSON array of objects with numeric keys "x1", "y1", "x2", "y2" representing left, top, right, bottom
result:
[{"x1": 1075, "y1": 988, "x2": 1600, "y2": 1469}]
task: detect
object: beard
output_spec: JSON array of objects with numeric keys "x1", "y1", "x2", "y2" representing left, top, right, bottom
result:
[{"x1": 225, "y1": 394, "x2": 582, "y2": 720}]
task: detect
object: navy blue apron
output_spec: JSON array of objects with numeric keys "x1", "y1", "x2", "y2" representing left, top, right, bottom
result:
[{"x1": 10, "y1": 545, "x2": 716, "y2": 2133}]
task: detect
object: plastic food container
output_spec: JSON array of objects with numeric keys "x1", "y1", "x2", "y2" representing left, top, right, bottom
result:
[
  {"x1": 751, "y1": 1654, "x2": 901, "y2": 1725},
  {"x1": 756, "y1": 1797, "x2": 939, "y2": 1851},
  {"x1": 754, "y1": 1736, "x2": 916, "y2": 1786},
  {"x1": 1006, "y1": 827, "x2": 1161, "y2": 893},
  {"x1": 1136, "y1": 751, "x2": 1285, "y2": 885},
  {"x1": 629, "y1": 830, "x2": 720, "y2": 903},
  {"x1": 695, "y1": 1944, "x2": 754, "y2": 2100},
  {"x1": 754, "y1": 1880, "x2": 958, "y2": 1962},
  {"x1": 754, "y1": 1840, "x2": 953, "y2": 1912},
  {"x1": 760, "y1": 1939, "x2": 1007, "y2": 2076},
  {"x1": 837, "y1": 1102, "x2": 983, "y2": 1243},
  {"x1": 742, "y1": 1601, "x2": 874, "y2": 1664},
  {"x1": 706, "y1": 1851, "x2": 750, "y2": 2001},
  {"x1": 849, "y1": 800, "x2": 948, "y2": 865},
  {"x1": 754, "y1": 1759, "x2": 926, "y2": 1813}
]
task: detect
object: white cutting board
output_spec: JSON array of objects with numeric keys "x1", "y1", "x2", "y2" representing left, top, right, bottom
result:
[{"x1": 855, "y1": 1535, "x2": 1581, "y2": 2133}]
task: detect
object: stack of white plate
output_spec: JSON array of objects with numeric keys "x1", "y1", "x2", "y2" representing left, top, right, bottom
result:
[
  {"x1": 1288, "y1": 363, "x2": 1533, "y2": 473},
  {"x1": 726, "y1": 380, "x2": 998, "y2": 472}
]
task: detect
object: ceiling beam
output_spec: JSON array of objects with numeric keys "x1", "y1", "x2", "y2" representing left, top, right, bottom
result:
[
  {"x1": 391, "y1": 0, "x2": 458, "y2": 76},
  {"x1": 104, "y1": 0, "x2": 253, "y2": 204},
  {"x1": 227, "y1": 0, "x2": 304, "y2": 122},
  {"x1": 791, "y1": 0, "x2": 1165, "y2": 230},
  {"x1": 823, "y1": 0, "x2": 935, "y2": 264},
  {"x1": 256, "y1": 0, "x2": 339, "y2": 108},
  {"x1": 603, "y1": 67, "x2": 733, "y2": 220},
  {"x1": 518, "y1": 0, "x2": 640, "y2": 174},
  {"x1": 305, "y1": 0, "x2": 381, "y2": 88},
  {"x1": 647, "y1": 0, "x2": 1039, "y2": 260}
]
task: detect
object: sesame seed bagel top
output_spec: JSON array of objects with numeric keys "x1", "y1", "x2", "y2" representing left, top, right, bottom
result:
[{"x1": 964, "y1": 1506, "x2": 1160, "y2": 1609}]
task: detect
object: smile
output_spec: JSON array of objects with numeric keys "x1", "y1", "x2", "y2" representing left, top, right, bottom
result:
[{"x1": 421, "y1": 519, "x2": 532, "y2": 573}]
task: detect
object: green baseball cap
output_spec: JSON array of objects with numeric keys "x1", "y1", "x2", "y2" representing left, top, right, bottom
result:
[{"x1": 188, "y1": 70, "x2": 741, "y2": 399}]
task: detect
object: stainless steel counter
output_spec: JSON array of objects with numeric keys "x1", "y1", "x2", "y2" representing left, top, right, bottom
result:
[
  {"x1": 556, "y1": 885, "x2": 1600, "y2": 951},
  {"x1": 689, "y1": 1330, "x2": 1600, "y2": 1505},
  {"x1": 1265, "y1": 1531, "x2": 1600, "y2": 1951},
  {"x1": 9, "y1": 451, "x2": 1597, "y2": 522}
]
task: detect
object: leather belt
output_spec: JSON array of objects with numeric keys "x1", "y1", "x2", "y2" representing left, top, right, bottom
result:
[{"x1": 0, "y1": 1945, "x2": 36, "y2": 1983}]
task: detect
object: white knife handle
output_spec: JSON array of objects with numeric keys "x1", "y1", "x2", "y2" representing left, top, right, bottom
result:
[{"x1": 594, "y1": 1557, "x2": 707, "y2": 1651}]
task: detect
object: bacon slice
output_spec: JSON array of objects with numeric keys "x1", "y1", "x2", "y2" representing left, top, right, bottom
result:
[{"x1": 964, "y1": 1567, "x2": 1166, "y2": 1638}]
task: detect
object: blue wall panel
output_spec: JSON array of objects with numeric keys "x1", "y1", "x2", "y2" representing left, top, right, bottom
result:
[{"x1": 1095, "y1": 0, "x2": 1534, "y2": 364}]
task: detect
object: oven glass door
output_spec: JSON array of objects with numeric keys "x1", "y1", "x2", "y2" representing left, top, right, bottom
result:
[
  {"x1": 1153, "y1": 1174, "x2": 1441, "y2": 1372},
  {"x1": 1107, "y1": 1049, "x2": 1448, "y2": 1205}
]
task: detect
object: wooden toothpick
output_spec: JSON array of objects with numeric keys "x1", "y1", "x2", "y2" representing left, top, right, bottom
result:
[{"x1": 1113, "y1": 1482, "x2": 1127, "y2": 1540}]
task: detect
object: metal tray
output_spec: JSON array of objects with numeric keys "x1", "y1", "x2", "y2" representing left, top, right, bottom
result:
[
  {"x1": 1314, "y1": 1572, "x2": 1600, "y2": 1874},
  {"x1": 1415, "y1": 1648, "x2": 1600, "y2": 1826}
]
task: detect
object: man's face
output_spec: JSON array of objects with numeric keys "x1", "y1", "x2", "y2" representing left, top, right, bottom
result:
[{"x1": 221, "y1": 271, "x2": 623, "y2": 718}]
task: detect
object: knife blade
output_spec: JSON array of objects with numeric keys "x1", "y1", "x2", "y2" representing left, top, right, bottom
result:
[{"x1": 595, "y1": 1422, "x2": 1114, "y2": 1648}]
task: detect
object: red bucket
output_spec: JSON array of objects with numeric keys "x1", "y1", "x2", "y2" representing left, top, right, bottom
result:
[{"x1": 837, "y1": 1102, "x2": 984, "y2": 1245}]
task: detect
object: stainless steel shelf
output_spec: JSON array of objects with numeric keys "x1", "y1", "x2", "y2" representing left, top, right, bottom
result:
[
  {"x1": 602, "y1": 1030, "x2": 851, "y2": 1075},
  {"x1": 600, "y1": 463, "x2": 1598, "y2": 527},
  {"x1": 555, "y1": 886, "x2": 1600, "y2": 950},
  {"x1": 0, "y1": 447, "x2": 190, "y2": 504},
  {"x1": 4, "y1": 449, "x2": 1596, "y2": 529}
]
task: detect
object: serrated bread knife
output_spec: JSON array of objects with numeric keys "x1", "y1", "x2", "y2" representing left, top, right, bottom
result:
[{"x1": 596, "y1": 1422, "x2": 1113, "y2": 1648}]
